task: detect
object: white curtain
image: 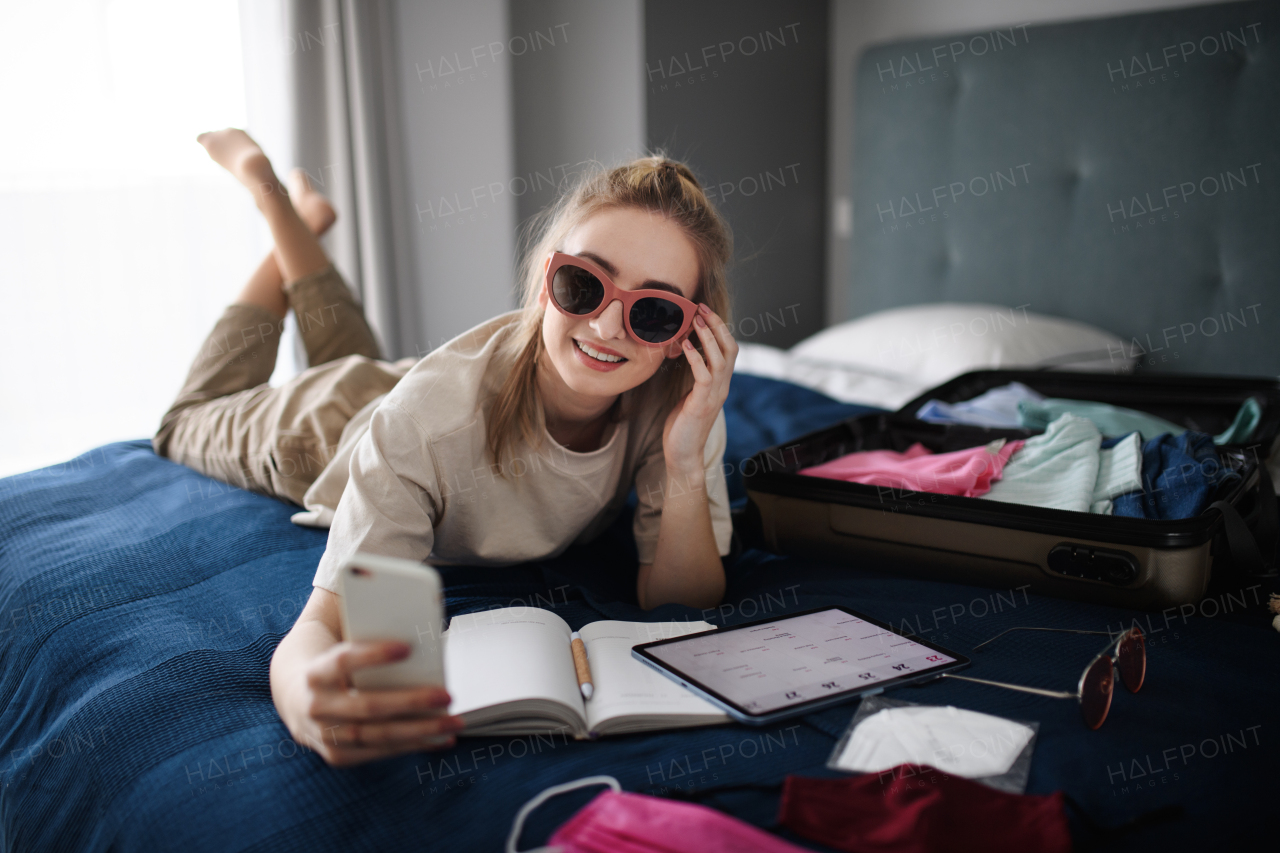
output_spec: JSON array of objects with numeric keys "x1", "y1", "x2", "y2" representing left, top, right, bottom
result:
[{"x1": 0, "y1": 0, "x2": 264, "y2": 478}]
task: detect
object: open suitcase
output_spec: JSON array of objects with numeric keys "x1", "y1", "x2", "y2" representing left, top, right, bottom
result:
[{"x1": 739, "y1": 371, "x2": 1280, "y2": 611}]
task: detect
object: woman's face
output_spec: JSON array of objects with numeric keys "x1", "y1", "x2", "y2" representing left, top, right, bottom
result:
[{"x1": 538, "y1": 206, "x2": 700, "y2": 400}]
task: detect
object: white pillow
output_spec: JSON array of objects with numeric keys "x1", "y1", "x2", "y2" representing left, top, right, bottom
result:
[
  {"x1": 789, "y1": 303, "x2": 1135, "y2": 387},
  {"x1": 734, "y1": 342, "x2": 936, "y2": 409}
]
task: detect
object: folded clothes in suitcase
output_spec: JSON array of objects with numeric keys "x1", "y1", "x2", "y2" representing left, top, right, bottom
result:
[{"x1": 740, "y1": 371, "x2": 1280, "y2": 610}]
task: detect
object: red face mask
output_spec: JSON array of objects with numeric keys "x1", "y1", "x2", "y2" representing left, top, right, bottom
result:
[{"x1": 778, "y1": 765, "x2": 1072, "y2": 853}]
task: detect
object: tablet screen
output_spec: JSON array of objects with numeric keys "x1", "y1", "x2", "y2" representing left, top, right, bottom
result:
[{"x1": 636, "y1": 607, "x2": 963, "y2": 717}]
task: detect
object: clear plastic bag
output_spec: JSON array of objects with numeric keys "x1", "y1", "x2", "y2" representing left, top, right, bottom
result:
[{"x1": 826, "y1": 695, "x2": 1039, "y2": 794}]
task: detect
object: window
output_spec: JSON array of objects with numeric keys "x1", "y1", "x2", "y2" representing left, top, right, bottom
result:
[{"x1": 0, "y1": 0, "x2": 285, "y2": 478}]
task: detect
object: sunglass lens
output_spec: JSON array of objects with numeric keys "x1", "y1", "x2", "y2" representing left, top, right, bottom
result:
[
  {"x1": 552, "y1": 265, "x2": 604, "y2": 315},
  {"x1": 629, "y1": 297, "x2": 685, "y2": 343},
  {"x1": 1080, "y1": 656, "x2": 1114, "y2": 730},
  {"x1": 1117, "y1": 628, "x2": 1146, "y2": 693}
]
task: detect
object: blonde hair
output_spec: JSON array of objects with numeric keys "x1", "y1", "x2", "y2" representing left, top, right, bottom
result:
[{"x1": 486, "y1": 154, "x2": 734, "y2": 471}]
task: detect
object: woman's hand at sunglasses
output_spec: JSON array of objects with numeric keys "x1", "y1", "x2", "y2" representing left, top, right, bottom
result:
[{"x1": 661, "y1": 303, "x2": 738, "y2": 474}]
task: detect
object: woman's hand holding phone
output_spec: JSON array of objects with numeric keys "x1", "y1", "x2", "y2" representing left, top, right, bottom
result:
[
  {"x1": 269, "y1": 563, "x2": 464, "y2": 768},
  {"x1": 288, "y1": 637, "x2": 465, "y2": 767}
]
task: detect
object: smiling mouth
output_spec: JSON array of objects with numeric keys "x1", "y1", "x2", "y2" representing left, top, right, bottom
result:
[{"x1": 575, "y1": 339, "x2": 627, "y2": 363}]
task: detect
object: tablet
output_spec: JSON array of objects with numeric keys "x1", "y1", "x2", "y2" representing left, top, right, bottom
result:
[{"x1": 631, "y1": 606, "x2": 970, "y2": 724}]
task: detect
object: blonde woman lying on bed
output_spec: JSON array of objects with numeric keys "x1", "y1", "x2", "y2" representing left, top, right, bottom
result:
[{"x1": 153, "y1": 129, "x2": 737, "y2": 766}]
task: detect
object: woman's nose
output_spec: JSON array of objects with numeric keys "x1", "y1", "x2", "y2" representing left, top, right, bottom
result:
[{"x1": 590, "y1": 299, "x2": 626, "y2": 340}]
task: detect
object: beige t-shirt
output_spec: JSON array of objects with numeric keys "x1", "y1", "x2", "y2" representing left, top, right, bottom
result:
[{"x1": 299, "y1": 310, "x2": 734, "y2": 593}]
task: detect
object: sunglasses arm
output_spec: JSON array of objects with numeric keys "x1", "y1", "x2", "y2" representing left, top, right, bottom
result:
[
  {"x1": 972, "y1": 626, "x2": 1112, "y2": 652},
  {"x1": 941, "y1": 672, "x2": 1078, "y2": 700}
]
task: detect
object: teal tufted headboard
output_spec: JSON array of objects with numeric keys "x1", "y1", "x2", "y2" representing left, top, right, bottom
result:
[{"x1": 850, "y1": 0, "x2": 1278, "y2": 376}]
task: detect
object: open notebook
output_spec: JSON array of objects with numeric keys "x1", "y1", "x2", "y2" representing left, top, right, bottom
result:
[{"x1": 444, "y1": 607, "x2": 730, "y2": 738}]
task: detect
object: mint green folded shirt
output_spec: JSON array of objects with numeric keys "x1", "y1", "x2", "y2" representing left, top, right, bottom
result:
[
  {"x1": 980, "y1": 414, "x2": 1142, "y2": 514},
  {"x1": 1017, "y1": 397, "x2": 1260, "y2": 445},
  {"x1": 1214, "y1": 397, "x2": 1262, "y2": 444}
]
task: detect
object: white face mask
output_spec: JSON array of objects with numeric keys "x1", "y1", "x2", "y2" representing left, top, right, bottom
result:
[{"x1": 832, "y1": 705, "x2": 1035, "y2": 778}]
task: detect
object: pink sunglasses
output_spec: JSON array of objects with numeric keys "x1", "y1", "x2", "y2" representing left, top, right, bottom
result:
[{"x1": 544, "y1": 252, "x2": 697, "y2": 347}]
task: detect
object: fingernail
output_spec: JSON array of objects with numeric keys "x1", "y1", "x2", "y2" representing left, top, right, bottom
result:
[
  {"x1": 698, "y1": 303, "x2": 710, "y2": 314},
  {"x1": 695, "y1": 315, "x2": 706, "y2": 328},
  {"x1": 682, "y1": 339, "x2": 693, "y2": 349},
  {"x1": 390, "y1": 644, "x2": 411, "y2": 660}
]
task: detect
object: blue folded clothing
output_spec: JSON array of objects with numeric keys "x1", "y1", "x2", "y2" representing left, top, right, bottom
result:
[{"x1": 1111, "y1": 431, "x2": 1240, "y2": 520}]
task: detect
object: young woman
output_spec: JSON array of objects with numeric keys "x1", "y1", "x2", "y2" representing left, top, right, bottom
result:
[{"x1": 155, "y1": 130, "x2": 738, "y2": 766}]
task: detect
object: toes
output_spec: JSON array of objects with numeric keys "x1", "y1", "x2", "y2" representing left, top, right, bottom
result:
[{"x1": 287, "y1": 167, "x2": 312, "y2": 197}]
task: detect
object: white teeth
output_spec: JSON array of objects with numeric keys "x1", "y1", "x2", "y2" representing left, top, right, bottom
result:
[{"x1": 575, "y1": 339, "x2": 624, "y2": 363}]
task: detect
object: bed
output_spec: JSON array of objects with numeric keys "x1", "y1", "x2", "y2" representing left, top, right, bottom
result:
[
  {"x1": 4, "y1": 1, "x2": 1278, "y2": 850},
  {"x1": 3, "y1": 370, "x2": 1276, "y2": 850}
]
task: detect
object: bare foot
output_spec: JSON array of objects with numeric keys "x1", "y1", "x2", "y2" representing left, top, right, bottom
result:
[
  {"x1": 286, "y1": 168, "x2": 337, "y2": 236},
  {"x1": 197, "y1": 128, "x2": 278, "y2": 197}
]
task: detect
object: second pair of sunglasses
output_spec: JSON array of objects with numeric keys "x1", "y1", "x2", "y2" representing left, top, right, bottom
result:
[
  {"x1": 940, "y1": 626, "x2": 1146, "y2": 729},
  {"x1": 546, "y1": 252, "x2": 698, "y2": 346}
]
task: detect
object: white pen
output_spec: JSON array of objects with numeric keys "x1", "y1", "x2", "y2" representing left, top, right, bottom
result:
[{"x1": 570, "y1": 631, "x2": 594, "y2": 700}]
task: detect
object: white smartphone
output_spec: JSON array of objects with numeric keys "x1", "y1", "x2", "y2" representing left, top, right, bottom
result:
[{"x1": 337, "y1": 552, "x2": 445, "y2": 691}]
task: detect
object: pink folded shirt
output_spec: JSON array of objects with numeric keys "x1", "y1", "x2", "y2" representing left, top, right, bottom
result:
[{"x1": 799, "y1": 439, "x2": 1023, "y2": 497}]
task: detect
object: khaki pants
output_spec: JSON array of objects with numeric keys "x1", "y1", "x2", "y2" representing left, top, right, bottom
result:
[{"x1": 153, "y1": 265, "x2": 405, "y2": 507}]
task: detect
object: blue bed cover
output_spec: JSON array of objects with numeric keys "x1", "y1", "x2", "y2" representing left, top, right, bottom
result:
[{"x1": 1, "y1": 373, "x2": 1274, "y2": 851}]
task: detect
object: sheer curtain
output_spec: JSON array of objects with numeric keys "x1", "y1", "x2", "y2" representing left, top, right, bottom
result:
[
  {"x1": 0, "y1": 0, "x2": 413, "y2": 479},
  {"x1": 0, "y1": 0, "x2": 269, "y2": 478},
  {"x1": 272, "y1": 0, "x2": 416, "y2": 363}
]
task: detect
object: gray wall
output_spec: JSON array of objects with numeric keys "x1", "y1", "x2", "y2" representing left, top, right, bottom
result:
[
  {"x1": 646, "y1": 0, "x2": 829, "y2": 348},
  {"x1": 510, "y1": 0, "x2": 645, "y2": 232},
  {"x1": 826, "y1": 0, "x2": 1245, "y2": 326},
  {"x1": 391, "y1": 0, "x2": 517, "y2": 357},
  {"x1": 387, "y1": 0, "x2": 828, "y2": 355},
  {"x1": 385, "y1": 0, "x2": 644, "y2": 360},
  {"x1": 382, "y1": 0, "x2": 1243, "y2": 358}
]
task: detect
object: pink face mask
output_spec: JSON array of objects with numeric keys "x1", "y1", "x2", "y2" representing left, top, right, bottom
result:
[{"x1": 506, "y1": 776, "x2": 810, "y2": 853}]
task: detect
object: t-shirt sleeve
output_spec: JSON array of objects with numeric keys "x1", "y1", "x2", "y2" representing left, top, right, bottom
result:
[
  {"x1": 311, "y1": 400, "x2": 442, "y2": 593},
  {"x1": 632, "y1": 408, "x2": 733, "y2": 565}
]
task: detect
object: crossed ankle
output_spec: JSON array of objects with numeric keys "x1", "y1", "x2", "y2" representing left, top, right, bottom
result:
[{"x1": 282, "y1": 264, "x2": 341, "y2": 294}]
